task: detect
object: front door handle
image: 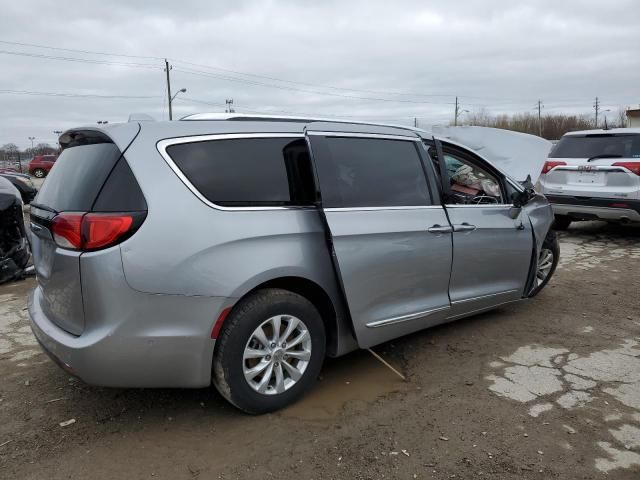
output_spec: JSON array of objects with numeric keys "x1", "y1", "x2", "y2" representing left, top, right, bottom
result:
[
  {"x1": 453, "y1": 223, "x2": 476, "y2": 232},
  {"x1": 428, "y1": 224, "x2": 454, "y2": 234}
]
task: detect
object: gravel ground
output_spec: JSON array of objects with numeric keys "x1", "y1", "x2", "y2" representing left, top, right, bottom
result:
[{"x1": 1, "y1": 221, "x2": 639, "y2": 479}]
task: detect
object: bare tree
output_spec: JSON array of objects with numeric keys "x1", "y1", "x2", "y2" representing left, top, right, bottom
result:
[
  {"x1": 460, "y1": 112, "x2": 595, "y2": 140},
  {"x1": 35, "y1": 142, "x2": 56, "y2": 155}
]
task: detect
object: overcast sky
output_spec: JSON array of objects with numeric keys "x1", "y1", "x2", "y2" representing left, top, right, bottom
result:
[{"x1": 1, "y1": 0, "x2": 638, "y2": 149}]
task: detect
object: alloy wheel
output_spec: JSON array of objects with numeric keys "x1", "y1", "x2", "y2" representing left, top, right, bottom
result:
[
  {"x1": 536, "y1": 248, "x2": 554, "y2": 287},
  {"x1": 242, "y1": 314, "x2": 312, "y2": 395}
]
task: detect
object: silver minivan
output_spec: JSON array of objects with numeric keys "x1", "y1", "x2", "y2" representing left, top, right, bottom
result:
[{"x1": 28, "y1": 116, "x2": 558, "y2": 413}]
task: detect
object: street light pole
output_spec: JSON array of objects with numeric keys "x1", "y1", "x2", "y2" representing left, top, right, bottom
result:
[{"x1": 169, "y1": 88, "x2": 187, "y2": 119}]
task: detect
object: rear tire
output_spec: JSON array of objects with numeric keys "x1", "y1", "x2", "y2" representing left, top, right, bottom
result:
[
  {"x1": 32, "y1": 168, "x2": 45, "y2": 178},
  {"x1": 553, "y1": 215, "x2": 571, "y2": 230},
  {"x1": 212, "y1": 288, "x2": 326, "y2": 414}
]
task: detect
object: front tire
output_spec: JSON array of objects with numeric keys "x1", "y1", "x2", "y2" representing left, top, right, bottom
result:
[
  {"x1": 212, "y1": 289, "x2": 326, "y2": 414},
  {"x1": 529, "y1": 231, "x2": 560, "y2": 297},
  {"x1": 32, "y1": 168, "x2": 46, "y2": 178}
]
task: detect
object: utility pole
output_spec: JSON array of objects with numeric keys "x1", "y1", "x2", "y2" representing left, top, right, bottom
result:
[
  {"x1": 593, "y1": 96, "x2": 600, "y2": 128},
  {"x1": 537, "y1": 100, "x2": 543, "y2": 137},
  {"x1": 225, "y1": 98, "x2": 234, "y2": 113},
  {"x1": 454, "y1": 96, "x2": 459, "y2": 126},
  {"x1": 165, "y1": 59, "x2": 173, "y2": 120},
  {"x1": 414, "y1": 117, "x2": 417, "y2": 128}
]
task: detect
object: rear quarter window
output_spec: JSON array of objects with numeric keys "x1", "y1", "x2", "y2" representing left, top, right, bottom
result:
[{"x1": 165, "y1": 137, "x2": 315, "y2": 207}]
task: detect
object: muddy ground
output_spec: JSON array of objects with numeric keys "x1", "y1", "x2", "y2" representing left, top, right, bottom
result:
[{"x1": 1, "y1": 221, "x2": 639, "y2": 479}]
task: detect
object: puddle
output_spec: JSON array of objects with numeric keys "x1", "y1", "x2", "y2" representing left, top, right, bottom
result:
[
  {"x1": 486, "y1": 340, "x2": 640, "y2": 473},
  {"x1": 281, "y1": 349, "x2": 406, "y2": 421}
]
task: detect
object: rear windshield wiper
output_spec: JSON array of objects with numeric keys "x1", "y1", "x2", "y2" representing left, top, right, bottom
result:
[{"x1": 587, "y1": 154, "x2": 623, "y2": 162}]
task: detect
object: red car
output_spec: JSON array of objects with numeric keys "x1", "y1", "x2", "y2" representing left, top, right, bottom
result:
[{"x1": 28, "y1": 155, "x2": 57, "y2": 178}]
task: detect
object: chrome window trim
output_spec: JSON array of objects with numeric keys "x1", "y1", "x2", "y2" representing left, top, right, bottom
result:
[
  {"x1": 157, "y1": 133, "x2": 315, "y2": 212},
  {"x1": 365, "y1": 305, "x2": 450, "y2": 328},
  {"x1": 325, "y1": 205, "x2": 444, "y2": 212},
  {"x1": 444, "y1": 204, "x2": 516, "y2": 209},
  {"x1": 306, "y1": 131, "x2": 420, "y2": 142}
]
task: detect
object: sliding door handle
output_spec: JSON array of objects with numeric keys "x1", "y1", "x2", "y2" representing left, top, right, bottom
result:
[
  {"x1": 453, "y1": 223, "x2": 476, "y2": 232},
  {"x1": 428, "y1": 224, "x2": 453, "y2": 234}
]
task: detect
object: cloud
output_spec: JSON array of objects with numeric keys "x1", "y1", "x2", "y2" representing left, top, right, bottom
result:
[{"x1": 1, "y1": 0, "x2": 638, "y2": 148}]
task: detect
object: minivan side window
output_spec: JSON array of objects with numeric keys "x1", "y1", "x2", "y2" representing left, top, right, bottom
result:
[
  {"x1": 316, "y1": 137, "x2": 431, "y2": 208},
  {"x1": 441, "y1": 150, "x2": 504, "y2": 205},
  {"x1": 166, "y1": 137, "x2": 315, "y2": 207}
]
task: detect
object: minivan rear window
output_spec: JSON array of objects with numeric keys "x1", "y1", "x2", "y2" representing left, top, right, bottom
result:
[
  {"x1": 35, "y1": 143, "x2": 122, "y2": 212},
  {"x1": 550, "y1": 134, "x2": 640, "y2": 159},
  {"x1": 165, "y1": 137, "x2": 315, "y2": 206}
]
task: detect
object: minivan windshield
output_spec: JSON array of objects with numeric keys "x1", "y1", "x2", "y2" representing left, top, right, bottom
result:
[{"x1": 550, "y1": 134, "x2": 640, "y2": 159}]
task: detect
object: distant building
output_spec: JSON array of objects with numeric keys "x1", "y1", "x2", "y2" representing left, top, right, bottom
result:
[{"x1": 626, "y1": 106, "x2": 640, "y2": 127}]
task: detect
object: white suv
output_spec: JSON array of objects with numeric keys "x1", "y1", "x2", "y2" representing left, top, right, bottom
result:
[{"x1": 539, "y1": 128, "x2": 640, "y2": 229}]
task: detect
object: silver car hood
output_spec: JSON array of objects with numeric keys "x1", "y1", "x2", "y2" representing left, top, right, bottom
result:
[{"x1": 431, "y1": 126, "x2": 553, "y2": 184}]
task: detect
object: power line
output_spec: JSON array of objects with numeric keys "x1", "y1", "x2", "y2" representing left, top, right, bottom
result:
[
  {"x1": 174, "y1": 66, "x2": 457, "y2": 105},
  {"x1": 0, "y1": 49, "x2": 161, "y2": 70},
  {"x1": 0, "y1": 40, "x2": 522, "y2": 104},
  {"x1": 0, "y1": 39, "x2": 164, "y2": 60},
  {"x1": 1, "y1": 40, "x2": 626, "y2": 110},
  {"x1": 0, "y1": 89, "x2": 159, "y2": 99},
  {"x1": 170, "y1": 58, "x2": 461, "y2": 99}
]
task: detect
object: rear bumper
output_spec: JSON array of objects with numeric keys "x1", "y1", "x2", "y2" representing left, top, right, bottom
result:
[
  {"x1": 546, "y1": 195, "x2": 640, "y2": 223},
  {"x1": 28, "y1": 286, "x2": 228, "y2": 388}
]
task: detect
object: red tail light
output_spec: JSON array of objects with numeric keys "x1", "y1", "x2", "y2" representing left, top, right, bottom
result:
[
  {"x1": 84, "y1": 214, "x2": 134, "y2": 250},
  {"x1": 51, "y1": 212, "x2": 142, "y2": 251},
  {"x1": 612, "y1": 162, "x2": 640, "y2": 176},
  {"x1": 51, "y1": 214, "x2": 84, "y2": 249},
  {"x1": 541, "y1": 160, "x2": 566, "y2": 174}
]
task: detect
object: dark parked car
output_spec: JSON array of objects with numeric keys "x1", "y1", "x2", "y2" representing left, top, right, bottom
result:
[
  {"x1": 0, "y1": 173, "x2": 37, "y2": 204},
  {"x1": 0, "y1": 177, "x2": 30, "y2": 283},
  {"x1": 28, "y1": 155, "x2": 57, "y2": 178}
]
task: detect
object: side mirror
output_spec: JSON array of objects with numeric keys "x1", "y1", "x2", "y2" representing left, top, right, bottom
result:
[
  {"x1": 510, "y1": 190, "x2": 528, "y2": 208},
  {"x1": 511, "y1": 174, "x2": 536, "y2": 208}
]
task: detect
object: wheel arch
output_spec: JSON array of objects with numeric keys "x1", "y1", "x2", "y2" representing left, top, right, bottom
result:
[{"x1": 221, "y1": 275, "x2": 356, "y2": 358}]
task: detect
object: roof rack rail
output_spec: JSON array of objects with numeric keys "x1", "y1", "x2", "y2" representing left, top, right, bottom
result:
[{"x1": 180, "y1": 112, "x2": 431, "y2": 134}]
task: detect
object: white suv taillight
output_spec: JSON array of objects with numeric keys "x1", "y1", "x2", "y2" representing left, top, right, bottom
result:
[
  {"x1": 541, "y1": 160, "x2": 566, "y2": 174},
  {"x1": 612, "y1": 162, "x2": 640, "y2": 176}
]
